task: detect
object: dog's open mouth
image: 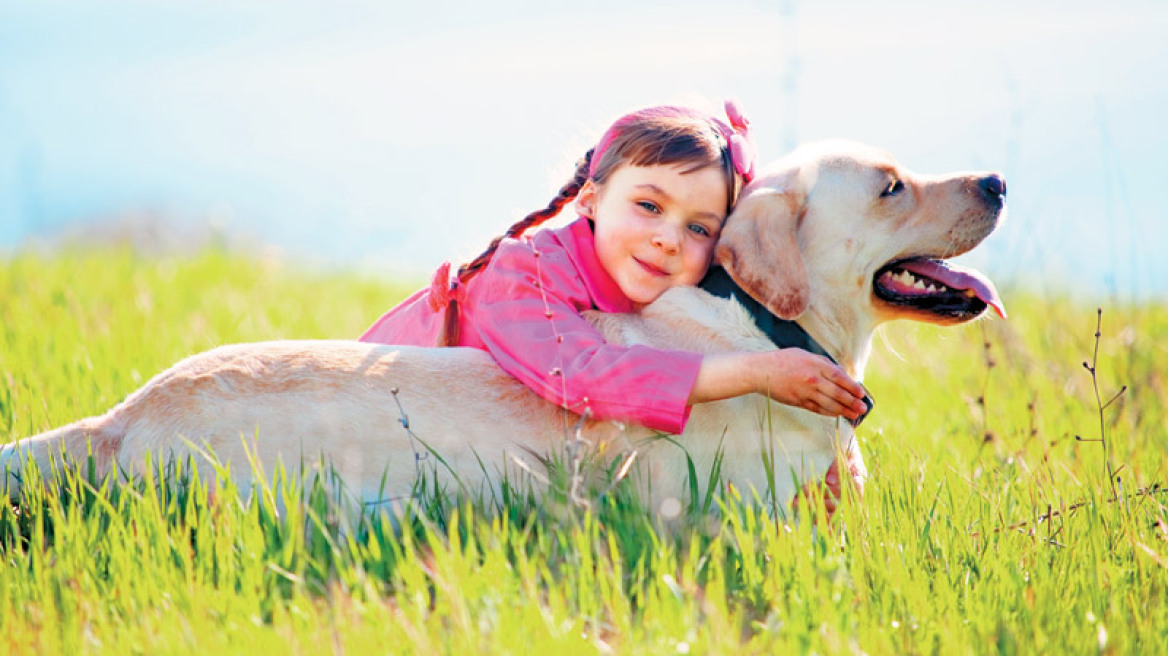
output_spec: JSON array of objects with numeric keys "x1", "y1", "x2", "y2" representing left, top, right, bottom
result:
[{"x1": 873, "y1": 258, "x2": 1005, "y2": 320}]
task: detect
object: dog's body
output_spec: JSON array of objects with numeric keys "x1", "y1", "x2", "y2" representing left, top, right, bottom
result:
[{"x1": 1, "y1": 141, "x2": 1007, "y2": 511}]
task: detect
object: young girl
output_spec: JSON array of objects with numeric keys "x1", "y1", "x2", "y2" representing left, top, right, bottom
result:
[{"x1": 360, "y1": 101, "x2": 868, "y2": 435}]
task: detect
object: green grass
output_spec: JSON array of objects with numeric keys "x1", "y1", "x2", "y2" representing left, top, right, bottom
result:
[{"x1": 1, "y1": 248, "x2": 1166, "y2": 655}]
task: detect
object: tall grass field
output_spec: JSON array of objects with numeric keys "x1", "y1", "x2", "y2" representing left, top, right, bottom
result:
[{"x1": 1, "y1": 249, "x2": 1166, "y2": 655}]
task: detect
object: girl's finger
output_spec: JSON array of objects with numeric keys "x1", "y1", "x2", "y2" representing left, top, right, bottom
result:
[
  {"x1": 808, "y1": 393, "x2": 856, "y2": 420},
  {"x1": 809, "y1": 384, "x2": 861, "y2": 419},
  {"x1": 822, "y1": 379, "x2": 866, "y2": 415},
  {"x1": 826, "y1": 368, "x2": 865, "y2": 399}
]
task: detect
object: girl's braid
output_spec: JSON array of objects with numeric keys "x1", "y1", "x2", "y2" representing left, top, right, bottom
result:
[{"x1": 437, "y1": 150, "x2": 593, "y2": 346}]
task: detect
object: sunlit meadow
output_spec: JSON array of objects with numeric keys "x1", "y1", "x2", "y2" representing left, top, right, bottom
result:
[{"x1": 1, "y1": 249, "x2": 1165, "y2": 655}]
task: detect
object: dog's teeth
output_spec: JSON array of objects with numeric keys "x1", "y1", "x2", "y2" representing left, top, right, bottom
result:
[
  {"x1": 913, "y1": 280, "x2": 927, "y2": 290},
  {"x1": 926, "y1": 284, "x2": 938, "y2": 293}
]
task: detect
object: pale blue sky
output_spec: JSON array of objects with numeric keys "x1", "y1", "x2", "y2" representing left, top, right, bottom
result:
[{"x1": 2, "y1": 0, "x2": 1166, "y2": 297}]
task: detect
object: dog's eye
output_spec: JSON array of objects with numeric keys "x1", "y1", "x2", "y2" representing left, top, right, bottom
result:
[{"x1": 881, "y1": 179, "x2": 905, "y2": 198}]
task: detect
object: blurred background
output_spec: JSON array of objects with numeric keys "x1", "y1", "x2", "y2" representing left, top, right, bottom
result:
[{"x1": 1, "y1": 0, "x2": 1165, "y2": 299}]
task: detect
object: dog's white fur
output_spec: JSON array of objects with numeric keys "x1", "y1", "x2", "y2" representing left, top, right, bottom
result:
[{"x1": 1, "y1": 141, "x2": 1005, "y2": 512}]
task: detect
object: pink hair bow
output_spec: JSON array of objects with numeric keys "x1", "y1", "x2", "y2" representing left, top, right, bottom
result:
[
  {"x1": 427, "y1": 260, "x2": 467, "y2": 312},
  {"x1": 723, "y1": 99, "x2": 756, "y2": 183}
]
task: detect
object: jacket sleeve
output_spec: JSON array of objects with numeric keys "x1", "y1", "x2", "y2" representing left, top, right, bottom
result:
[
  {"x1": 358, "y1": 287, "x2": 445, "y2": 346},
  {"x1": 466, "y1": 241, "x2": 703, "y2": 434}
]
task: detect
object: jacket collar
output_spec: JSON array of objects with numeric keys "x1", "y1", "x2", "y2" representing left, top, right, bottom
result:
[{"x1": 556, "y1": 217, "x2": 637, "y2": 313}]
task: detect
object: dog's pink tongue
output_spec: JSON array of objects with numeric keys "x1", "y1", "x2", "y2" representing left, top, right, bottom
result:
[{"x1": 900, "y1": 259, "x2": 1006, "y2": 318}]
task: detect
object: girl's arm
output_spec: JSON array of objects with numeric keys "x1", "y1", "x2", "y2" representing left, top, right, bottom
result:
[
  {"x1": 690, "y1": 350, "x2": 868, "y2": 421},
  {"x1": 468, "y1": 241, "x2": 704, "y2": 434},
  {"x1": 469, "y1": 233, "x2": 866, "y2": 432}
]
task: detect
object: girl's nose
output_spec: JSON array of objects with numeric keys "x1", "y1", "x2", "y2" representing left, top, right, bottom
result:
[{"x1": 651, "y1": 225, "x2": 681, "y2": 254}]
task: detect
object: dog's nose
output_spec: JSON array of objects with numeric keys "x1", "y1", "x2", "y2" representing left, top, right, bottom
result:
[{"x1": 978, "y1": 174, "x2": 1007, "y2": 199}]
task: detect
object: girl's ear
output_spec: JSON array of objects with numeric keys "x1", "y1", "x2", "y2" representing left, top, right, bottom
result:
[
  {"x1": 714, "y1": 187, "x2": 810, "y2": 320},
  {"x1": 575, "y1": 180, "x2": 598, "y2": 219}
]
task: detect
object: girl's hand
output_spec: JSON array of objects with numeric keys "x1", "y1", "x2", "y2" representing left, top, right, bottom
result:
[
  {"x1": 689, "y1": 349, "x2": 867, "y2": 421},
  {"x1": 757, "y1": 349, "x2": 868, "y2": 421}
]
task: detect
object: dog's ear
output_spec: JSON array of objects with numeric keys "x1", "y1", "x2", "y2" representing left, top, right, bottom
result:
[{"x1": 715, "y1": 188, "x2": 809, "y2": 320}]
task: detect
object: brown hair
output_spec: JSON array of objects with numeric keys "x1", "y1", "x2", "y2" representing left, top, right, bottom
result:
[{"x1": 437, "y1": 113, "x2": 738, "y2": 346}]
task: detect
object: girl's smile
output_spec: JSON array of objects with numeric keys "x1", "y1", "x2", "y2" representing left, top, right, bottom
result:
[
  {"x1": 634, "y1": 257, "x2": 670, "y2": 277},
  {"x1": 577, "y1": 163, "x2": 729, "y2": 308}
]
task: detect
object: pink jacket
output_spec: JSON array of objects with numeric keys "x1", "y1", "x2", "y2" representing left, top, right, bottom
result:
[{"x1": 359, "y1": 217, "x2": 703, "y2": 434}]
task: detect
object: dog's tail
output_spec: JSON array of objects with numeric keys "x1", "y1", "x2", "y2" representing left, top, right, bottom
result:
[{"x1": 0, "y1": 414, "x2": 124, "y2": 496}]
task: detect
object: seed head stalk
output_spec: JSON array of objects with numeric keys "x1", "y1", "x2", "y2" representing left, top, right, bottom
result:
[{"x1": 1078, "y1": 308, "x2": 1127, "y2": 500}]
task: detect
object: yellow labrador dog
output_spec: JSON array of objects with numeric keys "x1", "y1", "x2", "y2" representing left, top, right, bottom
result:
[{"x1": 1, "y1": 141, "x2": 1006, "y2": 513}]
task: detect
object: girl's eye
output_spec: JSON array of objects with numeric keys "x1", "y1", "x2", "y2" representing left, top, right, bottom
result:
[
  {"x1": 687, "y1": 223, "x2": 711, "y2": 237},
  {"x1": 881, "y1": 179, "x2": 905, "y2": 198},
  {"x1": 638, "y1": 200, "x2": 661, "y2": 214}
]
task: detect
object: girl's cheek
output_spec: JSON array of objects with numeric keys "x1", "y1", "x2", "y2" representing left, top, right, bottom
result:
[
  {"x1": 688, "y1": 232, "x2": 717, "y2": 251},
  {"x1": 697, "y1": 241, "x2": 718, "y2": 267},
  {"x1": 681, "y1": 245, "x2": 716, "y2": 281}
]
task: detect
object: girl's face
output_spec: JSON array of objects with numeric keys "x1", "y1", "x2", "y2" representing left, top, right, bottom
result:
[{"x1": 577, "y1": 162, "x2": 729, "y2": 308}]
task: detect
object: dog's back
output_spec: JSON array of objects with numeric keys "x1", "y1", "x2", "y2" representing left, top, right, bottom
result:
[{"x1": 2, "y1": 294, "x2": 834, "y2": 509}]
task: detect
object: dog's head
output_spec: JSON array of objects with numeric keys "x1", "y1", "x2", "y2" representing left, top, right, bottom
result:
[{"x1": 716, "y1": 140, "x2": 1006, "y2": 329}]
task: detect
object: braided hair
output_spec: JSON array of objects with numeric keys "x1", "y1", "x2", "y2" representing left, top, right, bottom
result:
[
  {"x1": 438, "y1": 151, "x2": 592, "y2": 346},
  {"x1": 437, "y1": 112, "x2": 737, "y2": 347}
]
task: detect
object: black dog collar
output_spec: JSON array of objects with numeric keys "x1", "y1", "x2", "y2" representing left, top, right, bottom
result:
[{"x1": 699, "y1": 266, "x2": 874, "y2": 427}]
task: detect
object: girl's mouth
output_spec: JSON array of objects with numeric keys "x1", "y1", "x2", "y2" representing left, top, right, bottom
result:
[{"x1": 635, "y1": 258, "x2": 669, "y2": 277}]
